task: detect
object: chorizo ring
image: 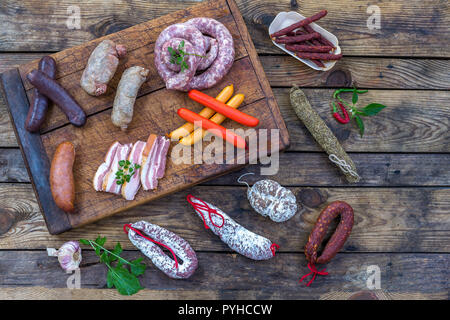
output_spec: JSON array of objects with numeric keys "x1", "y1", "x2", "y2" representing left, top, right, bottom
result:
[
  {"x1": 305, "y1": 201, "x2": 354, "y2": 264},
  {"x1": 126, "y1": 221, "x2": 198, "y2": 279}
]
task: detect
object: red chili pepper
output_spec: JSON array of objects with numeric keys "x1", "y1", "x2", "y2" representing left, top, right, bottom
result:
[{"x1": 332, "y1": 102, "x2": 350, "y2": 124}]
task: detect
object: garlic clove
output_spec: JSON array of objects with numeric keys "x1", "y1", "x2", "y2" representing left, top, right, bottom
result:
[{"x1": 47, "y1": 240, "x2": 82, "y2": 272}]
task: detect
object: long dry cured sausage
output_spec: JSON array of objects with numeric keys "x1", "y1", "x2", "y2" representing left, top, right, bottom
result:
[
  {"x1": 305, "y1": 201, "x2": 354, "y2": 264},
  {"x1": 50, "y1": 142, "x2": 76, "y2": 213},
  {"x1": 27, "y1": 70, "x2": 87, "y2": 127},
  {"x1": 125, "y1": 221, "x2": 198, "y2": 279},
  {"x1": 187, "y1": 195, "x2": 280, "y2": 260},
  {"x1": 25, "y1": 56, "x2": 57, "y2": 132},
  {"x1": 154, "y1": 17, "x2": 234, "y2": 91}
]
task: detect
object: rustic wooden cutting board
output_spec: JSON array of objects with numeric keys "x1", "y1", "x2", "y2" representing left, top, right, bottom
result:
[{"x1": 0, "y1": 0, "x2": 289, "y2": 234}]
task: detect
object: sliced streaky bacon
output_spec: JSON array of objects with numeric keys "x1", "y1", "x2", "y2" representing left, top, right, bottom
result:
[
  {"x1": 155, "y1": 136, "x2": 170, "y2": 179},
  {"x1": 102, "y1": 143, "x2": 132, "y2": 194},
  {"x1": 121, "y1": 141, "x2": 146, "y2": 200},
  {"x1": 93, "y1": 141, "x2": 120, "y2": 191},
  {"x1": 141, "y1": 135, "x2": 159, "y2": 191}
]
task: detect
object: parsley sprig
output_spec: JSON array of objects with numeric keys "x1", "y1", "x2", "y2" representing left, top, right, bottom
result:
[
  {"x1": 115, "y1": 160, "x2": 141, "y2": 185},
  {"x1": 167, "y1": 40, "x2": 206, "y2": 72},
  {"x1": 79, "y1": 236, "x2": 146, "y2": 296}
]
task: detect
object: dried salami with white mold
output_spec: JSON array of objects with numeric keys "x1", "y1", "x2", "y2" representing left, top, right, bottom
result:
[{"x1": 238, "y1": 173, "x2": 298, "y2": 222}]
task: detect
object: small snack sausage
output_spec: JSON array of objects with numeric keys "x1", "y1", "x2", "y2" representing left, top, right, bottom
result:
[
  {"x1": 50, "y1": 142, "x2": 76, "y2": 213},
  {"x1": 111, "y1": 66, "x2": 149, "y2": 131},
  {"x1": 26, "y1": 70, "x2": 86, "y2": 127},
  {"x1": 238, "y1": 173, "x2": 298, "y2": 222},
  {"x1": 295, "y1": 52, "x2": 342, "y2": 61},
  {"x1": 125, "y1": 221, "x2": 198, "y2": 279},
  {"x1": 80, "y1": 40, "x2": 126, "y2": 96},
  {"x1": 270, "y1": 10, "x2": 327, "y2": 38},
  {"x1": 25, "y1": 56, "x2": 57, "y2": 132},
  {"x1": 187, "y1": 195, "x2": 280, "y2": 260},
  {"x1": 305, "y1": 201, "x2": 354, "y2": 264},
  {"x1": 273, "y1": 32, "x2": 321, "y2": 44}
]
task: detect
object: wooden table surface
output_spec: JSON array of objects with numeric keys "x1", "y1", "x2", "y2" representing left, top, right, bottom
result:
[{"x1": 0, "y1": 0, "x2": 448, "y2": 300}]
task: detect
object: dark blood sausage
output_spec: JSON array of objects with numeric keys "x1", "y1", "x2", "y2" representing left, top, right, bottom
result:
[
  {"x1": 270, "y1": 10, "x2": 327, "y2": 38},
  {"x1": 305, "y1": 201, "x2": 354, "y2": 264},
  {"x1": 27, "y1": 70, "x2": 86, "y2": 127},
  {"x1": 127, "y1": 221, "x2": 198, "y2": 279},
  {"x1": 50, "y1": 141, "x2": 76, "y2": 213},
  {"x1": 285, "y1": 44, "x2": 333, "y2": 53},
  {"x1": 273, "y1": 32, "x2": 321, "y2": 44},
  {"x1": 295, "y1": 52, "x2": 342, "y2": 60},
  {"x1": 25, "y1": 56, "x2": 57, "y2": 132}
]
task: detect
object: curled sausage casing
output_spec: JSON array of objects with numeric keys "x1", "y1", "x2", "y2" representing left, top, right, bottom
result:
[
  {"x1": 305, "y1": 201, "x2": 354, "y2": 264},
  {"x1": 111, "y1": 66, "x2": 149, "y2": 131},
  {"x1": 50, "y1": 142, "x2": 76, "y2": 213},
  {"x1": 25, "y1": 56, "x2": 57, "y2": 132}
]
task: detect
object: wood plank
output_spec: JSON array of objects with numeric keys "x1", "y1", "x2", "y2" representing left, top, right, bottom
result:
[
  {"x1": 0, "y1": 286, "x2": 446, "y2": 300},
  {"x1": 0, "y1": 69, "x2": 71, "y2": 235},
  {"x1": 2, "y1": 54, "x2": 450, "y2": 90},
  {"x1": 0, "y1": 184, "x2": 448, "y2": 252},
  {"x1": 1, "y1": 1, "x2": 448, "y2": 57},
  {"x1": 2, "y1": 148, "x2": 449, "y2": 186},
  {"x1": 261, "y1": 56, "x2": 450, "y2": 89},
  {"x1": 2, "y1": 88, "x2": 449, "y2": 151},
  {"x1": 275, "y1": 88, "x2": 450, "y2": 152},
  {"x1": 0, "y1": 250, "x2": 447, "y2": 298}
]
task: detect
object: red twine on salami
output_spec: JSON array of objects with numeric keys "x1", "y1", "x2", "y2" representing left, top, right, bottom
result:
[
  {"x1": 299, "y1": 263, "x2": 328, "y2": 287},
  {"x1": 270, "y1": 243, "x2": 280, "y2": 256},
  {"x1": 123, "y1": 223, "x2": 179, "y2": 269},
  {"x1": 187, "y1": 194, "x2": 225, "y2": 229}
]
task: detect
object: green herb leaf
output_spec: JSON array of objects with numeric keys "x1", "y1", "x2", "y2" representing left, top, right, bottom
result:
[
  {"x1": 352, "y1": 90, "x2": 358, "y2": 104},
  {"x1": 107, "y1": 265, "x2": 144, "y2": 296},
  {"x1": 100, "y1": 251, "x2": 110, "y2": 264},
  {"x1": 116, "y1": 180, "x2": 123, "y2": 185},
  {"x1": 167, "y1": 47, "x2": 174, "y2": 55},
  {"x1": 79, "y1": 239, "x2": 90, "y2": 245},
  {"x1": 135, "y1": 164, "x2": 141, "y2": 169},
  {"x1": 118, "y1": 160, "x2": 125, "y2": 166},
  {"x1": 360, "y1": 103, "x2": 387, "y2": 116},
  {"x1": 130, "y1": 257, "x2": 146, "y2": 276},
  {"x1": 126, "y1": 160, "x2": 131, "y2": 165},
  {"x1": 109, "y1": 242, "x2": 123, "y2": 262},
  {"x1": 355, "y1": 115, "x2": 365, "y2": 137}
]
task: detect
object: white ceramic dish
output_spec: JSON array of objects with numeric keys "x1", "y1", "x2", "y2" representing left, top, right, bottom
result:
[{"x1": 268, "y1": 11, "x2": 341, "y2": 71}]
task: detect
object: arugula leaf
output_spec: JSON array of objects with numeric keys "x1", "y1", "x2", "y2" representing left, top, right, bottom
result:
[
  {"x1": 107, "y1": 264, "x2": 144, "y2": 296},
  {"x1": 79, "y1": 236, "x2": 146, "y2": 296},
  {"x1": 360, "y1": 103, "x2": 386, "y2": 116},
  {"x1": 130, "y1": 257, "x2": 146, "y2": 276},
  {"x1": 355, "y1": 115, "x2": 365, "y2": 137}
]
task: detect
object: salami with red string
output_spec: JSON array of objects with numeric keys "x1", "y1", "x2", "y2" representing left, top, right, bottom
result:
[
  {"x1": 187, "y1": 195, "x2": 279, "y2": 260},
  {"x1": 126, "y1": 221, "x2": 198, "y2": 279}
]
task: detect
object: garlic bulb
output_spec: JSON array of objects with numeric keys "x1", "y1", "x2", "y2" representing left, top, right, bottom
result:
[{"x1": 47, "y1": 241, "x2": 82, "y2": 271}]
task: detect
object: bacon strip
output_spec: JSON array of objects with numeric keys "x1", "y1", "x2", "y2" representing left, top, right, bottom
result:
[
  {"x1": 93, "y1": 141, "x2": 120, "y2": 191},
  {"x1": 121, "y1": 141, "x2": 146, "y2": 200},
  {"x1": 102, "y1": 143, "x2": 132, "y2": 194}
]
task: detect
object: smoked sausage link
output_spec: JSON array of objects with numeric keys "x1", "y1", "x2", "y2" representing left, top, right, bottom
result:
[
  {"x1": 50, "y1": 142, "x2": 76, "y2": 213},
  {"x1": 25, "y1": 56, "x2": 57, "y2": 132},
  {"x1": 27, "y1": 70, "x2": 87, "y2": 127},
  {"x1": 305, "y1": 201, "x2": 354, "y2": 264}
]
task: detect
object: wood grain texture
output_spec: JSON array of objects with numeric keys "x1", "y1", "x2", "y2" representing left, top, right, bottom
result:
[
  {"x1": 2, "y1": 148, "x2": 449, "y2": 186},
  {"x1": 0, "y1": 184, "x2": 448, "y2": 252},
  {"x1": 0, "y1": 250, "x2": 448, "y2": 298},
  {"x1": 0, "y1": 69, "x2": 71, "y2": 235},
  {"x1": 2, "y1": 88, "x2": 449, "y2": 151},
  {"x1": 2, "y1": 0, "x2": 289, "y2": 234},
  {"x1": 2, "y1": 54, "x2": 450, "y2": 90},
  {"x1": 0, "y1": 286, "x2": 446, "y2": 300},
  {"x1": 1, "y1": 0, "x2": 448, "y2": 57},
  {"x1": 262, "y1": 56, "x2": 450, "y2": 89}
]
